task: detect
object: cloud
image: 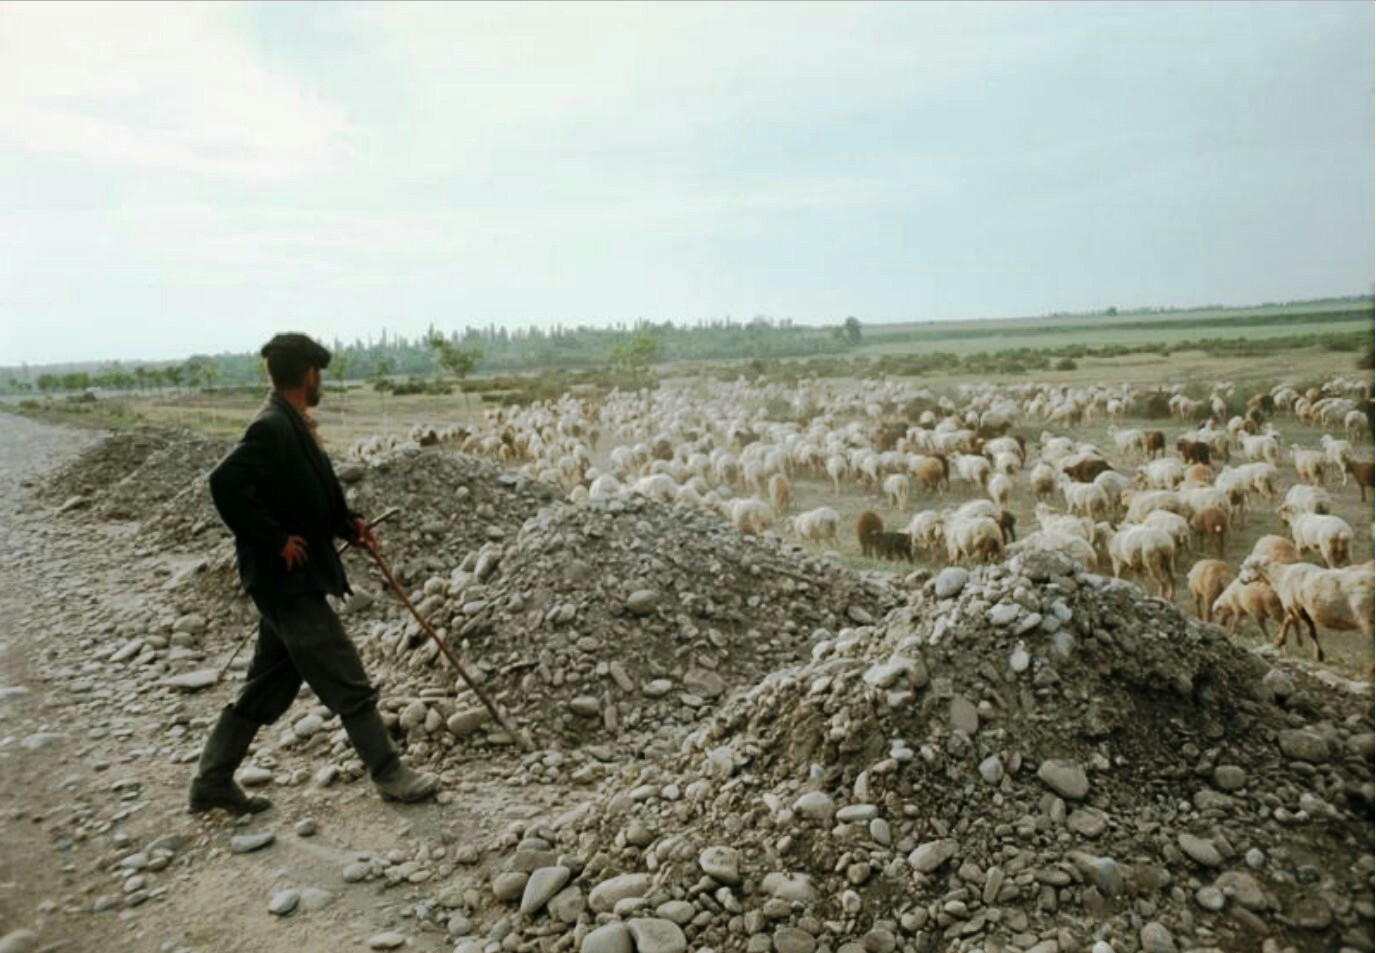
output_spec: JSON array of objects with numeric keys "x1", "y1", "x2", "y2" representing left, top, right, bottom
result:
[{"x1": 0, "y1": 1, "x2": 350, "y2": 180}]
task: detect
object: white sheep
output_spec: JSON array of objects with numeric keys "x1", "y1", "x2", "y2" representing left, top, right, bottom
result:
[
  {"x1": 1028, "y1": 462, "x2": 1058, "y2": 501},
  {"x1": 1141, "y1": 509, "x2": 1190, "y2": 550},
  {"x1": 768, "y1": 473, "x2": 792, "y2": 516},
  {"x1": 1211, "y1": 576, "x2": 1285, "y2": 638},
  {"x1": 986, "y1": 473, "x2": 1013, "y2": 511},
  {"x1": 1240, "y1": 557, "x2": 1374, "y2": 661},
  {"x1": 944, "y1": 515, "x2": 1004, "y2": 564},
  {"x1": 1108, "y1": 525, "x2": 1177, "y2": 599},
  {"x1": 1291, "y1": 446, "x2": 1327, "y2": 485},
  {"x1": 1061, "y1": 479, "x2": 1111, "y2": 520},
  {"x1": 1007, "y1": 531, "x2": 1098, "y2": 570},
  {"x1": 1282, "y1": 511, "x2": 1353, "y2": 568},
  {"x1": 883, "y1": 473, "x2": 911, "y2": 512},
  {"x1": 1280, "y1": 484, "x2": 1331, "y2": 517},
  {"x1": 729, "y1": 497, "x2": 773, "y2": 536},
  {"x1": 789, "y1": 506, "x2": 839, "y2": 544}
]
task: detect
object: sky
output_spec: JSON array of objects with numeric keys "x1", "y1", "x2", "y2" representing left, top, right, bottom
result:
[{"x1": 0, "y1": 1, "x2": 1372, "y2": 366}]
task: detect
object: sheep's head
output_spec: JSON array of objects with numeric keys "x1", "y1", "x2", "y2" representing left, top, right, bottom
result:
[{"x1": 1237, "y1": 556, "x2": 1272, "y2": 587}]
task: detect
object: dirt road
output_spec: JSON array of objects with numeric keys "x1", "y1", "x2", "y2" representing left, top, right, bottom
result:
[{"x1": 0, "y1": 413, "x2": 583, "y2": 953}]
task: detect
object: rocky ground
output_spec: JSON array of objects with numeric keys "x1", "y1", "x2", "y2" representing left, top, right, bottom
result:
[{"x1": 0, "y1": 415, "x2": 1372, "y2": 953}]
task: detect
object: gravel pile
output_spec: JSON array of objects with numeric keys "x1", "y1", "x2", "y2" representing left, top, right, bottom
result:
[
  {"x1": 355, "y1": 492, "x2": 902, "y2": 762},
  {"x1": 40, "y1": 427, "x2": 170, "y2": 511},
  {"x1": 456, "y1": 551, "x2": 1373, "y2": 953}
]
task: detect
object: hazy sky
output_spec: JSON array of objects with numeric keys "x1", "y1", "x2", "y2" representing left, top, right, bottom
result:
[{"x1": 1, "y1": 1, "x2": 1372, "y2": 366}]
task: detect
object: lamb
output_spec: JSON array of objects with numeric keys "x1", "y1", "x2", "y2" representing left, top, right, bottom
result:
[
  {"x1": 1211, "y1": 576, "x2": 1286, "y2": 638},
  {"x1": 1345, "y1": 458, "x2": 1374, "y2": 501},
  {"x1": 1187, "y1": 559, "x2": 1231, "y2": 623},
  {"x1": 632, "y1": 473, "x2": 679, "y2": 504},
  {"x1": 1092, "y1": 468, "x2": 1131, "y2": 503},
  {"x1": 944, "y1": 515, "x2": 1004, "y2": 564},
  {"x1": 1107, "y1": 425, "x2": 1147, "y2": 460},
  {"x1": 1035, "y1": 503, "x2": 1096, "y2": 542},
  {"x1": 790, "y1": 506, "x2": 840, "y2": 544},
  {"x1": 1028, "y1": 462, "x2": 1058, "y2": 501},
  {"x1": 1240, "y1": 557, "x2": 1375, "y2": 661},
  {"x1": 1282, "y1": 511, "x2": 1353, "y2": 568},
  {"x1": 883, "y1": 473, "x2": 912, "y2": 512},
  {"x1": 588, "y1": 474, "x2": 623, "y2": 500},
  {"x1": 986, "y1": 473, "x2": 1013, "y2": 511},
  {"x1": 768, "y1": 473, "x2": 792, "y2": 516},
  {"x1": 825, "y1": 454, "x2": 849, "y2": 495},
  {"x1": 1239, "y1": 433, "x2": 1279, "y2": 465},
  {"x1": 856, "y1": 510, "x2": 884, "y2": 556},
  {"x1": 1107, "y1": 525, "x2": 1177, "y2": 599},
  {"x1": 729, "y1": 497, "x2": 773, "y2": 536},
  {"x1": 1291, "y1": 446, "x2": 1328, "y2": 485},
  {"x1": 1188, "y1": 506, "x2": 1229, "y2": 557}
]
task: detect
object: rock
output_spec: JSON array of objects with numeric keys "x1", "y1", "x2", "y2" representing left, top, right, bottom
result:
[
  {"x1": 699, "y1": 845, "x2": 741, "y2": 885},
  {"x1": 295, "y1": 818, "x2": 317, "y2": 837},
  {"x1": 987, "y1": 603, "x2": 1021, "y2": 626},
  {"x1": 0, "y1": 931, "x2": 38, "y2": 953},
  {"x1": 297, "y1": 888, "x2": 334, "y2": 912},
  {"x1": 581, "y1": 922, "x2": 633, "y2": 953},
  {"x1": 160, "y1": 668, "x2": 219, "y2": 692},
  {"x1": 1087, "y1": 857, "x2": 1123, "y2": 897},
  {"x1": 1067, "y1": 808, "x2": 1107, "y2": 837},
  {"x1": 625, "y1": 918, "x2": 687, "y2": 953},
  {"x1": 569, "y1": 696, "x2": 601, "y2": 717},
  {"x1": 1214, "y1": 870, "x2": 1267, "y2": 910},
  {"x1": 447, "y1": 708, "x2": 490, "y2": 737},
  {"x1": 656, "y1": 900, "x2": 695, "y2": 925},
  {"x1": 761, "y1": 872, "x2": 817, "y2": 903},
  {"x1": 548, "y1": 886, "x2": 585, "y2": 924},
  {"x1": 978, "y1": 755, "x2": 1004, "y2": 784},
  {"x1": 342, "y1": 861, "x2": 369, "y2": 883},
  {"x1": 1195, "y1": 886, "x2": 1226, "y2": 911},
  {"x1": 1037, "y1": 759, "x2": 1089, "y2": 800},
  {"x1": 520, "y1": 866, "x2": 571, "y2": 916},
  {"x1": 1177, "y1": 832, "x2": 1222, "y2": 868},
  {"x1": 268, "y1": 889, "x2": 299, "y2": 916},
  {"x1": 367, "y1": 933, "x2": 405, "y2": 950},
  {"x1": 907, "y1": 839, "x2": 958, "y2": 873},
  {"x1": 229, "y1": 832, "x2": 275, "y2": 854},
  {"x1": 1213, "y1": 764, "x2": 1247, "y2": 790},
  {"x1": 836, "y1": 803, "x2": 878, "y2": 823},
  {"x1": 1139, "y1": 922, "x2": 1177, "y2": 953},
  {"x1": 293, "y1": 713, "x2": 324, "y2": 739},
  {"x1": 19, "y1": 732, "x2": 61, "y2": 750},
  {"x1": 793, "y1": 791, "x2": 836, "y2": 823},
  {"x1": 949, "y1": 694, "x2": 979, "y2": 735},
  {"x1": 933, "y1": 567, "x2": 969, "y2": 599},
  {"x1": 589, "y1": 873, "x2": 652, "y2": 913},
  {"x1": 626, "y1": 590, "x2": 660, "y2": 616},
  {"x1": 1277, "y1": 729, "x2": 1329, "y2": 763},
  {"x1": 238, "y1": 766, "x2": 272, "y2": 787},
  {"x1": 773, "y1": 927, "x2": 817, "y2": 953},
  {"x1": 492, "y1": 871, "x2": 528, "y2": 902}
]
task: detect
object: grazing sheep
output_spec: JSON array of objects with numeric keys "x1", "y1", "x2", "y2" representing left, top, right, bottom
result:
[
  {"x1": 1061, "y1": 479, "x2": 1111, "y2": 520},
  {"x1": 1060, "y1": 456, "x2": 1113, "y2": 483},
  {"x1": 872, "y1": 530, "x2": 914, "y2": 563},
  {"x1": 1035, "y1": 503, "x2": 1096, "y2": 542},
  {"x1": 1189, "y1": 506, "x2": 1229, "y2": 557},
  {"x1": 1187, "y1": 559, "x2": 1231, "y2": 623},
  {"x1": 1249, "y1": 534, "x2": 1301, "y2": 565},
  {"x1": 954, "y1": 453, "x2": 992, "y2": 488},
  {"x1": 1139, "y1": 458, "x2": 1186, "y2": 489},
  {"x1": 768, "y1": 473, "x2": 792, "y2": 516},
  {"x1": 1143, "y1": 430, "x2": 1166, "y2": 459},
  {"x1": 1240, "y1": 557, "x2": 1375, "y2": 661},
  {"x1": 1029, "y1": 462, "x2": 1058, "y2": 501},
  {"x1": 632, "y1": 473, "x2": 679, "y2": 504},
  {"x1": 1282, "y1": 511, "x2": 1353, "y2": 568},
  {"x1": 790, "y1": 506, "x2": 840, "y2": 544},
  {"x1": 1345, "y1": 458, "x2": 1374, "y2": 501},
  {"x1": 1239, "y1": 434, "x2": 1279, "y2": 465},
  {"x1": 1291, "y1": 446, "x2": 1328, "y2": 485},
  {"x1": 589, "y1": 474, "x2": 623, "y2": 500},
  {"x1": 906, "y1": 510, "x2": 945, "y2": 559},
  {"x1": 944, "y1": 515, "x2": 1004, "y2": 564},
  {"x1": 1142, "y1": 509, "x2": 1191, "y2": 551},
  {"x1": 1345, "y1": 409, "x2": 1370, "y2": 441},
  {"x1": 1211, "y1": 577, "x2": 1286, "y2": 638},
  {"x1": 1107, "y1": 425, "x2": 1147, "y2": 460},
  {"x1": 1321, "y1": 434, "x2": 1353, "y2": 484},
  {"x1": 825, "y1": 454, "x2": 849, "y2": 495},
  {"x1": 729, "y1": 497, "x2": 773, "y2": 536},
  {"x1": 883, "y1": 473, "x2": 912, "y2": 512},
  {"x1": 987, "y1": 473, "x2": 1013, "y2": 511},
  {"x1": 1176, "y1": 438, "x2": 1211, "y2": 467},
  {"x1": 1182, "y1": 463, "x2": 1214, "y2": 485},
  {"x1": 1123, "y1": 489, "x2": 1184, "y2": 524},
  {"x1": 1280, "y1": 484, "x2": 1331, "y2": 516},
  {"x1": 1092, "y1": 469, "x2": 1131, "y2": 503},
  {"x1": 856, "y1": 510, "x2": 884, "y2": 556},
  {"x1": 1108, "y1": 525, "x2": 1177, "y2": 599},
  {"x1": 909, "y1": 454, "x2": 949, "y2": 493}
]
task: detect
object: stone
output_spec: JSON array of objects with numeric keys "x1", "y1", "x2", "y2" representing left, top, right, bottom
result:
[
  {"x1": 0, "y1": 932, "x2": 38, "y2": 953},
  {"x1": 367, "y1": 933, "x2": 405, "y2": 950},
  {"x1": 1177, "y1": 832, "x2": 1222, "y2": 868},
  {"x1": 237, "y1": 766, "x2": 272, "y2": 787},
  {"x1": 626, "y1": 590, "x2": 660, "y2": 616},
  {"x1": 907, "y1": 839, "x2": 958, "y2": 873},
  {"x1": 1195, "y1": 886, "x2": 1226, "y2": 911},
  {"x1": 699, "y1": 845, "x2": 741, "y2": 886},
  {"x1": 581, "y1": 922, "x2": 633, "y2": 953},
  {"x1": 268, "y1": 889, "x2": 299, "y2": 916},
  {"x1": 1087, "y1": 857, "x2": 1123, "y2": 897},
  {"x1": 793, "y1": 791, "x2": 836, "y2": 823},
  {"x1": 1215, "y1": 870, "x2": 1267, "y2": 911},
  {"x1": 773, "y1": 927, "x2": 817, "y2": 953},
  {"x1": 589, "y1": 873, "x2": 652, "y2": 913},
  {"x1": 836, "y1": 803, "x2": 878, "y2": 823},
  {"x1": 978, "y1": 755, "x2": 1004, "y2": 784},
  {"x1": 229, "y1": 832, "x2": 275, "y2": 854},
  {"x1": 160, "y1": 669, "x2": 219, "y2": 692},
  {"x1": 447, "y1": 708, "x2": 490, "y2": 737},
  {"x1": 342, "y1": 861, "x2": 369, "y2": 883},
  {"x1": 656, "y1": 900, "x2": 695, "y2": 925},
  {"x1": 625, "y1": 918, "x2": 687, "y2": 953},
  {"x1": 295, "y1": 818, "x2": 317, "y2": 837},
  {"x1": 548, "y1": 886, "x2": 585, "y2": 924},
  {"x1": 949, "y1": 694, "x2": 979, "y2": 735},
  {"x1": 520, "y1": 866, "x2": 571, "y2": 916},
  {"x1": 492, "y1": 871, "x2": 528, "y2": 902},
  {"x1": 1139, "y1": 922, "x2": 1177, "y2": 953},
  {"x1": 297, "y1": 888, "x2": 334, "y2": 913},
  {"x1": 761, "y1": 872, "x2": 817, "y2": 903},
  {"x1": 1277, "y1": 729, "x2": 1329, "y2": 762},
  {"x1": 933, "y1": 567, "x2": 969, "y2": 599},
  {"x1": 1213, "y1": 764, "x2": 1247, "y2": 790},
  {"x1": 293, "y1": 713, "x2": 324, "y2": 739},
  {"x1": 1037, "y1": 759, "x2": 1089, "y2": 800},
  {"x1": 569, "y1": 696, "x2": 601, "y2": 717}
]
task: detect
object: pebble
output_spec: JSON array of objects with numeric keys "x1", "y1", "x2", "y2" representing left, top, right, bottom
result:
[
  {"x1": 229, "y1": 832, "x2": 275, "y2": 854},
  {"x1": 978, "y1": 755, "x2": 1004, "y2": 784},
  {"x1": 367, "y1": 932, "x2": 405, "y2": 950},
  {"x1": 0, "y1": 931, "x2": 38, "y2": 953},
  {"x1": 1139, "y1": 922, "x2": 1177, "y2": 953},
  {"x1": 907, "y1": 839, "x2": 958, "y2": 873},
  {"x1": 1278, "y1": 729, "x2": 1329, "y2": 763},
  {"x1": 793, "y1": 791, "x2": 836, "y2": 823},
  {"x1": 268, "y1": 889, "x2": 299, "y2": 916},
  {"x1": 773, "y1": 926, "x2": 817, "y2": 953},
  {"x1": 1213, "y1": 764, "x2": 1247, "y2": 790},
  {"x1": 1195, "y1": 886, "x2": 1226, "y2": 911},
  {"x1": 160, "y1": 669, "x2": 219, "y2": 692},
  {"x1": 581, "y1": 922, "x2": 632, "y2": 953},
  {"x1": 519, "y1": 866, "x2": 571, "y2": 916},
  {"x1": 699, "y1": 845, "x2": 741, "y2": 885},
  {"x1": 933, "y1": 567, "x2": 969, "y2": 599},
  {"x1": 342, "y1": 862, "x2": 369, "y2": 883},
  {"x1": 1036, "y1": 759, "x2": 1089, "y2": 800},
  {"x1": 492, "y1": 871, "x2": 528, "y2": 902},
  {"x1": 238, "y1": 766, "x2": 272, "y2": 787},
  {"x1": 1177, "y1": 832, "x2": 1222, "y2": 867},
  {"x1": 626, "y1": 589, "x2": 659, "y2": 616},
  {"x1": 625, "y1": 918, "x2": 687, "y2": 953},
  {"x1": 589, "y1": 873, "x2": 651, "y2": 913},
  {"x1": 298, "y1": 888, "x2": 334, "y2": 912},
  {"x1": 295, "y1": 818, "x2": 317, "y2": 837}
]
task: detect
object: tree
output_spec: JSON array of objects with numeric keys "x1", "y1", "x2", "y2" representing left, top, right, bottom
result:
[
  {"x1": 426, "y1": 331, "x2": 482, "y2": 381},
  {"x1": 842, "y1": 316, "x2": 862, "y2": 346},
  {"x1": 330, "y1": 351, "x2": 351, "y2": 389},
  {"x1": 370, "y1": 354, "x2": 395, "y2": 391},
  {"x1": 610, "y1": 331, "x2": 659, "y2": 373}
]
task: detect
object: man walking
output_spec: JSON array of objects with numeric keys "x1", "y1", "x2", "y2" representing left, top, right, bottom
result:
[{"x1": 189, "y1": 332, "x2": 437, "y2": 813}]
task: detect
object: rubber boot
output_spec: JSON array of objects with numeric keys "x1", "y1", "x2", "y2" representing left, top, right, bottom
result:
[
  {"x1": 188, "y1": 707, "x2": 272, "y2": 814},
  {"x1": 342, "y1": 708, "x2": 438, "y2": 803}
]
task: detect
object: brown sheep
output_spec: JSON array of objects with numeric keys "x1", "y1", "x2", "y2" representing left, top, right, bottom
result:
[
  {"x1": 1345, "y1": 458, "x2": 1374, "y2": 502},
  {"x1": 872, "y1": 531, "x2": 914, "y2": 563},
  {"x1": 1176, "y1": 438, "x2": 1211, "y2": 466},
  {"x1": 1211, "y1": 577, "x2": 1286, "y2": 638},
  {"x1": 1189, "y1": 506, "x2": 1229, "y2": 557},
  {"x1": 998, "y1": 510, "x2": 1017, "y2": 543},
  {"x1": 1061, "y1": 457, "x2": 1112, "y2": 483},
  {"x1": 1144, "y1": 430, "x2": 1166, "y2": 459},
  {"x1": 910, "y1": 457, "x2": 947, "y2": 493},
  {"x1": 856, "y1": 510, "x2": 884, "y2": 557},
  {"x1": 1249, "y1": 534, "x2": 1300, "y2": 565},
  {"x1": 1187, "y1": 559, "x2": 1231, "y2": 623},
  {"x1": 1183, "y1": 463, "x2": 1213, "y2": 484}
]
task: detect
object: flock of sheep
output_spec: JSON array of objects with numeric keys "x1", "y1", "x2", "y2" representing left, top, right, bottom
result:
[{"x1": 345, "y1": 374, "x2": 1375, "y2": 665}]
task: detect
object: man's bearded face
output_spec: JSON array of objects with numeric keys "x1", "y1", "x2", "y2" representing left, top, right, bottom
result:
[{"x1": 306, "y1": 367, "x2": 322, "y2": 407}]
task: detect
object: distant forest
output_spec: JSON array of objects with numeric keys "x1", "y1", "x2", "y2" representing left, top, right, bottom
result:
[{"x1": 0, "y1": 316, "x2": 860, "y2": 394}]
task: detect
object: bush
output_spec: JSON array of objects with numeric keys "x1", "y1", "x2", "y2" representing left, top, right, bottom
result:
[
  {"x1": 1054, "y1": 357, "x2": 1078, "y2": 371},
  {"x1": 1358, "y1": 346, "x2": 1375, "y2": 371}
]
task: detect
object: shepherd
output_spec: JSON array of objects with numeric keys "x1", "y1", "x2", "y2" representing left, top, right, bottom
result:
[{"x1": 189, "y1": 332, "x2": 437, "y2": 814}]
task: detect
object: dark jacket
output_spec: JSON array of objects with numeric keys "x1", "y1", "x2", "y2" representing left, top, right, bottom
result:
[{"x1": 209, "y1": 394, "x2": 358, "y2": 596}]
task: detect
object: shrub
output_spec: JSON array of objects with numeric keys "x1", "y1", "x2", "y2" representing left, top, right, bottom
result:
[{"x1": 1054, "y1": 357, "x2": 1077, "y2": 371}]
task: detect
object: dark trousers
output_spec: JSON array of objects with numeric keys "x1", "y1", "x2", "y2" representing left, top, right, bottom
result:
[{"x1": 229, "y1": 591, "x2": 378, "y2": 727}]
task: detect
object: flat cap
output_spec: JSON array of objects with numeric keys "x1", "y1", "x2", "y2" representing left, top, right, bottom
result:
[{"x1": 260, "y1": 332, "x2": 331, "y2": 368}]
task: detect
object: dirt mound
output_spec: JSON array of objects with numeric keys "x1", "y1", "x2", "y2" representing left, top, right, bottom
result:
[
  {"x1": 357, "y1": 492, "x2": 902, "y2": 760},
  {"x1": 468, "y1": 551, "x2": 1373, "y2": 953},
  {"x1": 39, "y1": 427, "x2": 171, "y2": 509}
]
